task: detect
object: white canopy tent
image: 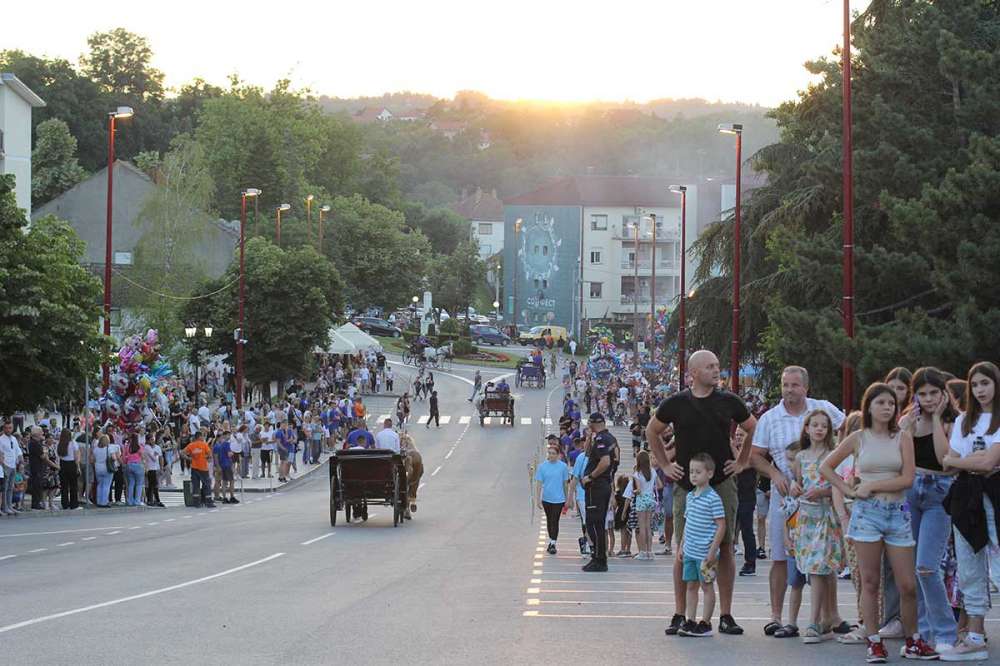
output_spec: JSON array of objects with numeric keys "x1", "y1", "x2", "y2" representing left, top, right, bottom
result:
[
  {"x1": 334, "y1": 322, "x2": 383, "y2": 351},
  {"x1": 315, "y1": 328, "x2": 359, "y2": 355}
]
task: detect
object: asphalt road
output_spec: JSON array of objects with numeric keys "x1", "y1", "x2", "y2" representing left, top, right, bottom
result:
[{"x1": 2, "y1": 358, "x2": 996, "y2": 664}]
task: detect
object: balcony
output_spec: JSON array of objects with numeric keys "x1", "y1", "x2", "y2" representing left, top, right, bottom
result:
[
  {"x1": 620, "y1": 293, "x2": 652, "y2": 305},
  {"x1": 612, "y1": 228, "x2": 679, "y2": 242},
  {"x1": 620, "y1": 259, "x2": 680, "y2": 272}
]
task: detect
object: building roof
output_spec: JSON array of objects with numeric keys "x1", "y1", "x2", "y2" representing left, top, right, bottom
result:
[
  {"x1": 0, "y1": 73, "x2": 46, "y2": 107},
  {"x1": 352, "y1": 106, "x2": 392, "y2": 123},
  {"x1": 505, "y1": 175, "x2": 680, "y2": 207},
  {"x1": 452, "y1": 187, "x2": 503, "y2": 222}
]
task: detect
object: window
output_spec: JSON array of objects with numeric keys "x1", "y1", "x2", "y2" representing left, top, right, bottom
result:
[
  {"x1": 590, "y1": 282, "x2": 603, "y2": 299},
  {"x1": 590, "y1": 214, "x2": 608, "y2": 231},
  {"x1": 478, "y1": 223, "x2": 493, "y2": 235},
  {"x1": 590, "y1": 249, "x2": 602, "y2": 264},
  {"x1": 533, "y1": 245, "x2": 540, "y2": 255},
  {"x1": 542, "y1": 279, "x2": 548, "y2": 289},
  {"x1": 480, "y1": 244, "x2": 492, "y2": 255},
  {"x1": 542, "y1": 245, "x2": 549, "y2": 256},
  {"x1": 533, "y1": 279, "x2": 540, "y2": 288}
]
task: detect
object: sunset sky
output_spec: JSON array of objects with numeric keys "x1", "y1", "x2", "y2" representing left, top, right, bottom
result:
[{"x1": 5, "y1": 0, "x2": 852, "y2": 106}]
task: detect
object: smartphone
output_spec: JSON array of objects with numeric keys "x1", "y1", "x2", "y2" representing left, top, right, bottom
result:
[{"x1": 912, "y1": 396, "x2": 921, "y2": 417}]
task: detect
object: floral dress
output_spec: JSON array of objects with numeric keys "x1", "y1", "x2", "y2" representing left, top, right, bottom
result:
[{"x1": 792, "y1": 451, "x2": 845, "y2": 575}]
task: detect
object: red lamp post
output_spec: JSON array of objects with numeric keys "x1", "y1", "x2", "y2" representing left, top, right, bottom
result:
[
  {"x1": 718, "y1": 122, "x2": 744, "y2": 394},
  {"x1": 237, "y1": 188, "x2": 261, "y2": 409},
  {"x1": 670, "y1": 185, "x2": 688, "y2": 389},
  {"x1": 842, "y1": 0, "x2": 856, "y2": 410},
  {"x1": 102, "y1": 106, "x2": 134, "y2": 391}
]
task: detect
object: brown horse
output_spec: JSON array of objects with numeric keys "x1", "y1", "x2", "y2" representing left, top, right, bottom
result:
[{"x1": 400, "y1": 432, "x2": 424, "y2": 518}]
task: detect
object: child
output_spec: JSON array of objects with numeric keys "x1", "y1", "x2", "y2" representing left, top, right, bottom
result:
[
  {"x1": 629, "y1": 419, "x2": 643, "y2": 458},
  {"x1": 613, "y1": 474, "x2": 632, "y2": 557},
  {"x1": 790, "y1": 409, "x2": 845, "y2": 643},
  {"x1": 678, "y1": 453, "x2": 725, "y2": 637}
]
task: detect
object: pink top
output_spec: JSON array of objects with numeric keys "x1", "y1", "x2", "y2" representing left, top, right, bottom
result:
[{"x1": 122, "y1": 442, "x2": 143, "y2": 465}]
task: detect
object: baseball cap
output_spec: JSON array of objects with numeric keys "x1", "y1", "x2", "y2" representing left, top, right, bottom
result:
[{"x1": 588, "y1": 412, "x2": 606, "y2": 423}]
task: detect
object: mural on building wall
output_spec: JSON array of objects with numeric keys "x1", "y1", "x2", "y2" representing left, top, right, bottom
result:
[{"x1": 518, "y1": 211, "x2": 562, "y2": 323}]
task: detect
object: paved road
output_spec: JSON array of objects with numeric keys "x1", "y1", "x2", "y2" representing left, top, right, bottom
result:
[{"x1": 2, "y1": 358, "x2": 996, "y2": 664}]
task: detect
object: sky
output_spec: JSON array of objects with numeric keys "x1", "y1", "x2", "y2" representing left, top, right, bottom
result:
[{"x1": 4, "y1": 0, "x2": 852, "y2": 107}]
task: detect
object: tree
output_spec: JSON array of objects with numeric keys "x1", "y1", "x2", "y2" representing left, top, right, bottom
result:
[
  {"x1": 0, "y1": 175, "x2": 105, "y2": 413},
  {"x1": 180, "y1": 239, "x2": 344, "y2": 394},
  {"x1": 427, "y1": 240, "x2": 486, "y2": 317},
  {"x1": 128, "y1": 136, "x2": 216, "y2": 361},
  {"x1": 324, "y1": 194, "x2": 430, "y2": 310},
  {"x1": 31, "y1": 118, "x2": 88, "y2": 207},
  {"x1": 401, "y1": 201, "x2": 469, "y2": 255},
  {"x1": 80, "y1": 28, "x2": 165, "y2": 103}
]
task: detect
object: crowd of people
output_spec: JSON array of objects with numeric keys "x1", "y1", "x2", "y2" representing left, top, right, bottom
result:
[{"x1": 535, "y1": 348, "x2": 1000, "y2": 663}]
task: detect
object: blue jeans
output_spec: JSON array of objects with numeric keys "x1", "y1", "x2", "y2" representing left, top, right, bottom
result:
[
  {"x1": 95, "y1": 468, "x2": 113, "y2": 507},
  {"x1": 125, "y1": 463, "x2": 145, "y2": 506},
  {"x1": 906, "y1": 472, "x2": 957, "y2": 645}
]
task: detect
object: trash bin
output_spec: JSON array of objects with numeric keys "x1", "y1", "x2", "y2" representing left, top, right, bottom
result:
[{"x1": 183, "y1": 479, "x2": 196, "y2": 507}]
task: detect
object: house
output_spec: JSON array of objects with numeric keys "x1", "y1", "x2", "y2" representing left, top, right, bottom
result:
[
  {"x1": 452, "y1": 187, "x2": 504, "y2": 259},
  {"x1": 0, "y1": 73, "x2": 46, "y2": 213},
  {"x1": 352, "y1": 106, "x2": 393, "y2": 124},
  {"x1": 502, "y1": 175, "x2": 703, "y2": 335},
  {"x1": 32, "y1": 160, "x2": 238, "y2": 334},
  {"x1": 429, "y1": 119, "x2": 467, "y2": 139},
  {"x1": 477, "y1": 130, "x2": 492, "y2": 151},
  {"x1": 396, "y1": 109, "x2": 426, "y2": 121}
]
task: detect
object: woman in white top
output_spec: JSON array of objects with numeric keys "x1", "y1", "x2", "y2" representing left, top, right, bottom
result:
[
  {"x1": 940, "y1": 361, "x2": 1000, "y2": 662},
  {"x1": 622, "y1": 450, "x2": 661, "y2": 560},
  {"x1": 142, "y1": 434, "x2": 164, "y2": 507},
  {"x1": 260, "y1": 423, "x2": 276, "y2": 478},
  {"x1": 56, "y1": 429, "x2": 81, "y2": 510}
]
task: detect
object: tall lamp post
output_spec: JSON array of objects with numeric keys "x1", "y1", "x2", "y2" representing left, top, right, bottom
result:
[
  {"x1": 718, "y1": 122, "x2": 744, "y2": 394},
  {"x1": 841, "y1": 0, "x2": 856, "y2": 410},
  {"x1": 238, "y1": 188, "x2": 261, "y2": 410},
  {"x1": 102, "y1": 106, "x2": 134, "y2": 390},
  {"x1": 306, "y1": 194, "x2": 314, "y2": 241},
  {"x1": 275, "y1": 203, "x2": 290, "y2": 246},
  {"x1": 670, "y1": 185, "x2": 688, "y2": 388},
  {"x1": 318, "y1": 204, "x2": 331, "y2": 253}
]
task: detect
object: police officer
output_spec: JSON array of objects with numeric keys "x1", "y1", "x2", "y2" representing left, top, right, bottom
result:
[{"x1": 580, "y1": 412, "x2": 615, "y2": 572}]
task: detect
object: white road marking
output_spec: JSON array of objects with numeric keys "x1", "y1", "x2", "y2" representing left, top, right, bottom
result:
[
  {"x1": 128, "y1": 526, "x2": 142, "y2": 530},
  {"x1": 417, "y1": 415, "x2": 430, "y2": 424},
  {"x1": 28, "y1": 548, "x2": 47, "y2": 553},
  {"x1": 439, "y1": 415, "x2": 452, "y2": 424},
  {"x1": 431, "y1": 466, "x2": 442, "y2": 476},
  {"x1": 0, "y1": 554, "x2": 17, "y2": 561},
  {"x1": 82, "y1": 537, "x2": 96, "y2": 541},
  {"x1": 165, "y1": 518, "x2": 176, "y2": 522},
  {"x1": 209, "y1": 509, "x2": 218, "y2": 513},
  {"x1": 445, "y1": 450, "x2": 453, "y2": 459},
  {"x1": 542, "y1": 418, "x2": 552, "y2": 425},
  {"x1": 147, "y1": 522, "x2": 159, "y2": 526},
  {"x1": 418, "y1": 482, "x2": 426, "y2": 490},
  {"x1": 377, "y1": 414, "x2": 390, "y2": 422},
  {"x1": 0, "y1": 526, "x2": 125, "y2": 539},
  {"x1": 301, "y1": 532, "x2": 336, "y2": 545},
  {"x1": 459, "y1": 416, "x2": 471, "y2": 424},
  {"x1": 521, "y1": 417, "x2": 532, "y2": 425},
  {"x1": 0, "y1": 552, "x2": 286, "y2": 635},
  {"x1": 57, "y1": 542, "x2": 74, "y2": 547},
  {"x1": 105, "y1": 531, "x2": 121, "y2": 535},
  {"x1": 483, "y1": 417, "x2": 492, "y2": 425}
]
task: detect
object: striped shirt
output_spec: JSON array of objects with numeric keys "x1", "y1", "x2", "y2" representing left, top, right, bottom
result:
[
  {"x1": 683, "y1": 486, "x2": 724, "y2": 561},
  {"x1": 752, "y1": 398, "x2": 845, "y2": 482}
]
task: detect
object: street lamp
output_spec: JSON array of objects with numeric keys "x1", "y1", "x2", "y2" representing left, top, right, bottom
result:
[
  {"x1": 306, "y1": 194, "x2": 314, "y2": 241},
  {"x1": 184, "y1": 324, "x2": 214, "y2": 396},
  {"x1": 275, "y1": 203, "x2": 290, "y2": 246},
  {"x1": 318, "y1": 204, "x2": 331, "y2": 253},
  {"x1": 718, "y1": 122, "x2": 744, "y2": 394},
  {"x1": 670, "y1": 185, "x2": 688, "y2": 389},
  {"x1": 102, "y1": 105, "x2": 134, "y2": 391},
  {"x1": 841, "y1": 0, "x2": 856, "y2": 410},
  {"x1": 238, "y1": 188, "x2": 261, "y2": 410},
  {"x1": 493, "y1": 300, "x2": 500, "y2": 322}
]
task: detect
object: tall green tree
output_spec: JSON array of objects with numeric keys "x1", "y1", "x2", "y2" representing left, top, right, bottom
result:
[
  {"x1": 427, "y1": 240, "x2": 486, "y2": 317},
  {"x1": 180, "y1": 239, "x2": 344, "y2": 393},
  {"x1": 31, "y1": 118, "x2": 88, "y2": 207},
  {"x1": 0, "y1": 175, "x2": 105, "y2": 413}
]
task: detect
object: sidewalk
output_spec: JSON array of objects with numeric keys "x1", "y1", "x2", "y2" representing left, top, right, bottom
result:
[{"x1": 161, "y1": 450, "x2": 333, "y2": 496}]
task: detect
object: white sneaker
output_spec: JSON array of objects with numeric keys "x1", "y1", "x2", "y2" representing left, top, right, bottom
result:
[
  {"x1": 878, "y1": 618, "x2": 905, "y2": 639},
  {"x1": 939, "y1": 638, "x2": 988, "y2": 661}
]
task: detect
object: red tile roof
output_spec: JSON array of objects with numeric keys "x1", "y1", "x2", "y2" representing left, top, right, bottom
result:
[{"x1": 505, "y1": 176, "x2": 679, "y2": 207}]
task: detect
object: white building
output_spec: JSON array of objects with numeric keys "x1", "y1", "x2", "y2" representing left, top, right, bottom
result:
[
  {"x1": 0, "y1": 73, "x2": 46, "y2": 213},
  {"x1": 452, "y1": 187, "x2": 504, "y2": 259}
]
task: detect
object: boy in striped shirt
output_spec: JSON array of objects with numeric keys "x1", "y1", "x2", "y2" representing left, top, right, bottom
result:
[{"x1": 679, "y1": 453, "x2": 726, "y2": 637}]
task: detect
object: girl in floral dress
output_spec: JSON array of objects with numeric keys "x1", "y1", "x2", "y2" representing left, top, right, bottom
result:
[{"x1": 791, "y1": 409, "x2": 845, "y2": 643}]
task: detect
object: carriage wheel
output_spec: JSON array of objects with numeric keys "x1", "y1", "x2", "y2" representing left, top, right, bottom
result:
[
  {"x1": 329, "y1": 476, "x2": 338, "y2": 527},
  {"x1": 345, "y1": 502, "x2": 352, "y2": 523},
  {"x1": 361, "y1": 503, "x2": 369, "y2": 522},
  {"x1": 392, "y1": 472, "x2": 401, "y2": 527}
]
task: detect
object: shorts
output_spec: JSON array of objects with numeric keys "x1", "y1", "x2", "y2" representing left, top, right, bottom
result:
[
  {"x1": 260, "y1": 450, "x2": 272, "y2": 464},
  {"x1": 846, "y1": 497, "x2": 915, "y2": 548},
  {"x1": 661, "y1": 484, "x2": 674, "y2": 517},
  {"x1": 635, "y1": 492, "x2": 656, "y2": 513},
  {"x1": 220, "y1": 467, "x2": 234, "y2": 482},
  {"x1": 768, "y1": 489, "x2": 790, "y2": 561},
  {"x1": 787, "y1": 554, "x2": 808, "y2": 589},
  {"x1": 756, "y1": 488, "x2": 769, "y2": 517},
  {"x1": 674, "y1": 477, "x2": 738, "y2": 546},
  {"x1": 683, "y1": 556, "x2": 709, "y2": 583}
]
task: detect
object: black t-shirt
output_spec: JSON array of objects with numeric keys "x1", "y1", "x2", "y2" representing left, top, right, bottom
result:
[
  {"x1": 584, "y1": 429, "x2": 616, "y2": 483},
  {"x1": 654, "y1": 388, "x2": 751, "y2": 490}
]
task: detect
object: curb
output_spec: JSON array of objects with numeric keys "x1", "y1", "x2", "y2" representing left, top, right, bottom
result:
[{"x1": 1, "y1": 504, "x2": 168, "y2": 519}]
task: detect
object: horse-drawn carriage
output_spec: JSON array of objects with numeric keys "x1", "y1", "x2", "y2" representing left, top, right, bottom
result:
[
  {"x1": 328, "y1": 449, "x2": 409, "y2": 527},
  {"x1": 476, "y1": 389, "x2": 515, "y2": 426},
  {"x1": 515, "y1": 360, "x2": 545, "y2": 388}
]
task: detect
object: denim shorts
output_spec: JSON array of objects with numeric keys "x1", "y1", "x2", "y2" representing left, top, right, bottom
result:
[
  {"x1": 847, "y1": 497, "x2": 915, "y2": 547},
  {"x1": 682, "y1": 556, "x2": 706, "y2": 583}
]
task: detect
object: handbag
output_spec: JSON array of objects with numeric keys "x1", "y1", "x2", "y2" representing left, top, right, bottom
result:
[{"x1": 105, "y1": 447, "x2": 120, "y2": 474}]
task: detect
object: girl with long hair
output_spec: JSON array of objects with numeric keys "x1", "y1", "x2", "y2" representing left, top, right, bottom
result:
[
  {"x1": 623, "y1": 450, "x2": 660, "y2": 560},
  {"x1": 56, "y1": 428, "x2": 80, "y2": 510}
]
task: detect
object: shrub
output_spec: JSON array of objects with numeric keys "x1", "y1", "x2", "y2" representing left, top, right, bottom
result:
[
  {"x1": 452, "y1": 338, "x2": 477, "y2": 356},
  {"x1": 439, "y1": 318, "x2": 460, "y2": 334}
]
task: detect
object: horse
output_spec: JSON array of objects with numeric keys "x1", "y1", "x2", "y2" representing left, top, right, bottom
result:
[{"x1": 399, "y1": 432, "x2": 424, "y2": 519}]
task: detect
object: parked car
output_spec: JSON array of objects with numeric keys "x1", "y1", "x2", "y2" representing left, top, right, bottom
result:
[
  {"x1": 469, "y1": 324, "x2": 511, "y2": 346},
  {"x1": 354, "y1": 317, "x2": 403, "y2": 338},
  {"x1": 518, "y1": 325, "x2": 570, "y2": 346}
]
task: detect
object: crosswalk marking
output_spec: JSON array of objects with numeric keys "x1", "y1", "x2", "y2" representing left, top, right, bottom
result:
[
  {"x1": 483, "y1": 417, "x2": 492, "y2": 425},
  {"x1": 520, "y1": 417, "x2": 532, "y2": 425},
  {"x1": 439, "y1": 415, "x2": 452, "y2": 424},
  {"x1": 542, "y1": 418, "x2": 552, "y2": 425},
  {"x1": 459, "y1": 416, "x2": 471, "y2": 424},
  {"x1": 417, "y1": 415, "x2": 430, "y2": 424},
  {"x1": 377, "y1": 414, "x2": 390, "y2": 422}
]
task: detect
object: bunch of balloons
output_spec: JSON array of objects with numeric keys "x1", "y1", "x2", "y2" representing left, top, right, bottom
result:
[{"x1": 101, "y1": 329, "x2": 176, "y2": 431}]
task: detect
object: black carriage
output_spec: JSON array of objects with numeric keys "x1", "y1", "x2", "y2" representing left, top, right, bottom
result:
[
  {"x1": 515, "y1": 361, "x2": 545, "y2": 388},
  {"x1": 477, "y1": 390, "x2": 515, "y2": 426},
  {"x1": 328, "y1": 449, "x2": 408, "y2": 527}
]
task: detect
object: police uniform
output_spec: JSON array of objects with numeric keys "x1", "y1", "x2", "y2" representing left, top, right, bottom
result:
[{"x1": 583, "y1": 416, "x2": 616, "y2": 569}]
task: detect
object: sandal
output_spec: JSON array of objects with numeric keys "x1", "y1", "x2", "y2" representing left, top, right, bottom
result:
[
  {"x1": 773, "y1": 624, "x2": 799, "y2": 638},
  {"x1": 763, "y1": 621, "x2": 781, "y2": 636},
  {"x1": 802, "y1": 624, "x2": 823, "y2": 644}
]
